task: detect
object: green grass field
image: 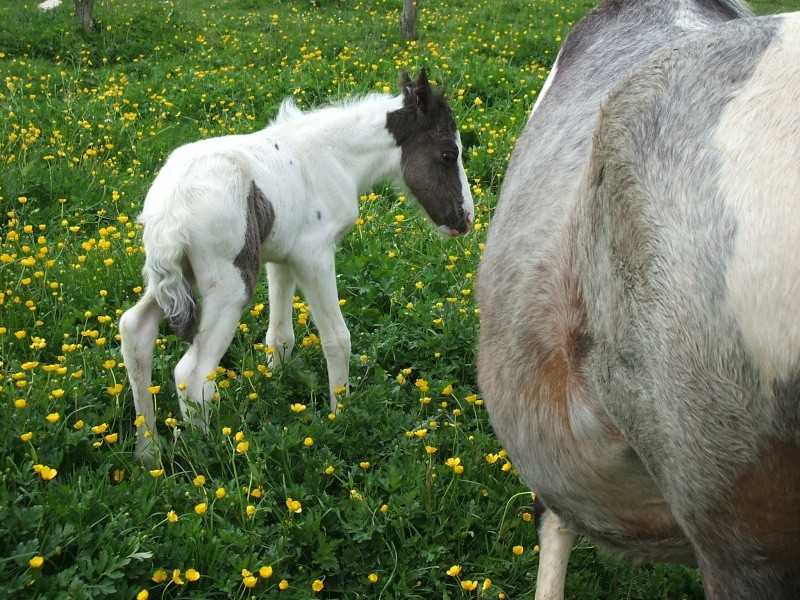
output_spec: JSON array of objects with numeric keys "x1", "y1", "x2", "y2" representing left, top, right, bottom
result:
[{"x1": 1, "y1": 0, "x2": 798, "y2": 598}]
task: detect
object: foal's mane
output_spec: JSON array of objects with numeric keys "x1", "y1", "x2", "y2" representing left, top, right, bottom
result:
[{"x1": 273, "y1": 93, "x2": 397, "y2": 127}]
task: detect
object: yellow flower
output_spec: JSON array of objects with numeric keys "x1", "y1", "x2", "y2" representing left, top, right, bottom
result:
[
  {"x1": 14, "y1": 399, "x2": 26, "y2": 409},
  {"x1": 259, "y1": 565, "x2": 273, "y2": 579},
  {"x1": 522, "y1": 512, "x2": 532, "y2": 522},
  {"x1": 414, "y1": 378, "x2": 429, "y2": 392},
  {"x1": 303, "y1": 436, "x2": 314, "y2": 446},
  {"x1": 425, "y1": 445, "x2": 438, "y2": 454},
  {"x1": 39, "y1": 466, "x2": 57, "y2": 481},
  {"x1": 20, "y1": 432, "x2": 33, "y2": 442},
  {"x1": 51, "y1": 389, "x2": 64, "y2": 399},
  {"x1": 461, "y1": 580, "x2": 478, "y2": 591},
  {"x1": 368, "y1": 573, "x2": 378, "y2": 583},
  {"x1": 290, "y1": 403, "x2": 306, "y2": 413},
  {"x1": 45, "y1": 412, "x2": 60, "y2": 423},
  {"x1": 286, "y1": 498, "x2": 302, "y2": 513},
  {"x1": 442, "y1": 383, "x2": 453, "y2": 395},
  {"x1": 446, "y1": 565, "x2": 462, "y2": 577},
  {"x1": 185, "y1": 568, "x2": 200, "y2": 582},
  {"x1": 136, "y1": 590, "x2": 149, "y2": 600},
  {"x1": 221, "y1": 426, "x2": 232, "y2": 436},
  {"x1": 134, "y1": 415, "x2": 145, "y2": 427},
  {"x1": 152, "y1": 569, "x2": 167, "y2": 583},
  {"x1": 512, "y1": 545, "x2": 524, "y2": 556},
  {"x1": 279, "y1": 579, "x2": 289, "y2": 590},
  {"x1": 246, "y1": 505, "x2": 255, "y2": 517},
  {"x1": 215, "y1": 487, "x2": 226, "y2": 499},
  {"x1": 483, "y1": 578, "x2": 492, "y2": 591},
  {"x1": 104, "y1": 433, "x2": 118, "y2": 444},
  {"x1": 167, "y1": 510, "x2": 179, "y2": 523},
  {"x1": 149, "y1": 469, "x2": 164, "y2": 478},
  {"x1": 29, "y1": 555, "x2": 44, "y2": 568},
  {"x1": 324, "y1": 465, "x2": 335, "y2": 475},
  {"x1": 91, "y1": 423, "x2": 108, "y2": 434},
  {"x1": 312, "y1": 579, "x2": 324, "y2": 592},
  {"x1": 195, "y1": 502, "x2": 207, "y2": 515},
  {"x1": 359, "y1": 461, "x2": 371, "y2": 469},
  {"x1": 172, "y1": 569, "x2": 184, "y2": 585},
  {"x1": 193, "y1": 474, "x2": 206, "y2": 487},
  {"x1": 243, "y1": 575, "x2": 258, "y2": 588},
  {"x1": 236, "y1": 440, "x2": 250, "y2": 453}
]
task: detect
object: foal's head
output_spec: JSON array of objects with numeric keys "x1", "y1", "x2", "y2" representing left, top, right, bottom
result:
[{"x1": 387, "y1": 69, "x2": 474, "y2": 236}]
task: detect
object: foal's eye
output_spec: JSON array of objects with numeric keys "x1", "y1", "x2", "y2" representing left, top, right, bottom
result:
[{"x1": 442, "y1": 150, "x2": 458, "y2": 165}]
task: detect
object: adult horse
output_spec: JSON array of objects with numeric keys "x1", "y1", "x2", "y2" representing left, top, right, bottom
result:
[{"x1": 477, "y1": 1, "x2": 800, "y2": 598}]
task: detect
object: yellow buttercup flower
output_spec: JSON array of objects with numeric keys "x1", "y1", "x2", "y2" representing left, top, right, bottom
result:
[
  {"x1": 29, "y1": 555, "x2": 44, "y2": 568},
  {"x1": 286, "y1": 498, "x2": 302, "y2": 513},
  {"x1": 152, "y1": 569, "x2": 167, "y2": 583},
  {"x1": 185, "y1": 568, "x2": 200, "y2": 582},
  {"x1": 312, "y1": 579, "x2": 324, "y2": 592},
  {"x1": 446, "y1": 565, "x2": 462, "y2": 577}
]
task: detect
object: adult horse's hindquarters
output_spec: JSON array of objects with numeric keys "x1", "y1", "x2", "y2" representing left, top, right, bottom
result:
[{"x1": 477, "y1": 1, "x2": 800, "y2": 598}]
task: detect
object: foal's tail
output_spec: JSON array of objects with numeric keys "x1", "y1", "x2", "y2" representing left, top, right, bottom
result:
[{"x1": 141, "y1": 217, "x2": 197, "y2": 342}]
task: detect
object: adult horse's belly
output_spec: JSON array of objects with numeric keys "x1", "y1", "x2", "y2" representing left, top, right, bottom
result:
[{"x1": 477, "y1": 253, "x2": 694, "y2": 563}]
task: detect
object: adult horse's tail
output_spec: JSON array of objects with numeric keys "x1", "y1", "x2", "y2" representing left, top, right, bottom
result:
[{"x1": 139, "y1": 211, "x2": 197, "y2": 342}]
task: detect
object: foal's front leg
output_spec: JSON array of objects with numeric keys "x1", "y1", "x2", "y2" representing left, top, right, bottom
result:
[
  {"x1": 265, "y1": 262, "x2": 296, "y2": 367},
  {"x1": 295, "y1": 252, "x2": 351, "y2": 412}
]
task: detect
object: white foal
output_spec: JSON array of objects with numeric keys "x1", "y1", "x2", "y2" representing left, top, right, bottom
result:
[{"x1": 119, "y1": 70, "x2": 473, "y2": 463}]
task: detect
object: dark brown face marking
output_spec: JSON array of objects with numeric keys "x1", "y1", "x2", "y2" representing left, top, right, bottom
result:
[
  {"x1": 234, "y1": 181, "x2": 275, "y2": 298},
  {"x1": 385, "y1": 69, "x2": 469, "y2": 234}
]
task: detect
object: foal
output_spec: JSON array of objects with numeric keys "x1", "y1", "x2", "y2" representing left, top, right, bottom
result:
[{"x1": 120, "y1": 70, "x2": 473, "y2": 462}]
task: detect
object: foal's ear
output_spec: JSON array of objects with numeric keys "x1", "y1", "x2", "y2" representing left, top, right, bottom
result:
[
  {"x1": 399, "y1": 70, "x2": 414, "y2": 101},
  {"x1": 399, "y1": 68, "x2": 433, "y2": 114},
  {"x1": 412, "y1": 68, "x2": 433, "y2": 113}
]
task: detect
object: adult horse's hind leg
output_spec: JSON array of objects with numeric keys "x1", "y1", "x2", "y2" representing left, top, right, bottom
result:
[
  {"x1": 534, "y1": 508, "x2": 577, "y2": 600},
  {"x1": 173, "y1": 260, "x2": 250, "y2": 429},
  {"x1": 265, "y1": 262, "x2": 296, "y2": 367},
  {"x1": 119, "y1": 289, "x2": 164, "y2": 464},
  {"x1": 683, "y1": 443, "x2": 800, "y2": 599}
]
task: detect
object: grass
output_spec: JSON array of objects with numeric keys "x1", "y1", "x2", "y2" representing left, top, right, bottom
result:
[{"x1": 1, "y1": 0, "x2": 797, "y2": 598}]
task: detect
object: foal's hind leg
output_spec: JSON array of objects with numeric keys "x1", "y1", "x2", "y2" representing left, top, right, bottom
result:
[
  {"x1": 173, "y1": 261, "x2": 250, "y2": 429},
  {"x1": 119, "y1": 290, "x2": 164, "y2": 464}
]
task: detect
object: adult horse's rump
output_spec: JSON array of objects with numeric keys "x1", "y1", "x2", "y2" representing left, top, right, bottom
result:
[{"x1": 477, "y1": 1, "x2": 800, "y2": 597}]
